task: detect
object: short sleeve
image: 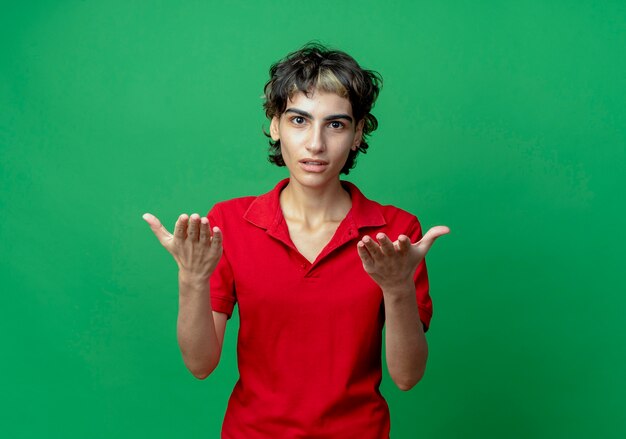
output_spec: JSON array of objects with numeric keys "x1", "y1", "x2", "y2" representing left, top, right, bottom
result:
[
  {"x1": 408, "y1": 217, "x2": 433, "y2": 333},
  {"x1": 207, "y1": 204, "x2": 237, "y2": 319}
]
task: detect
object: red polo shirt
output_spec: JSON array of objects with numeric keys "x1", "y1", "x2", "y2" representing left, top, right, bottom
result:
[{"x1": 207, "y1": 178, "x2": 432, "y2": 439}]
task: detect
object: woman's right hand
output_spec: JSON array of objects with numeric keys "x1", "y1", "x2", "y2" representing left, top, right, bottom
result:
[{"x1": 142, "y1": 212, "x2": 223, "y2": 280}]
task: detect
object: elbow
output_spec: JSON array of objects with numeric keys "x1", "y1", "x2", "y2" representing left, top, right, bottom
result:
[
  {"x1": 396, "y1": 378, "x2": 418, "y2": 392},
  {"x1": 191, "y1": 372, "x2": 211, "y2": 380},
  {"x1": 191, "y1": 368, "x2": 211, "y2": 380},
  {"x1": 394, "y1": 368, "x2": 426, "y2": 391},
  {"x1": 190, "y1": 364, "x2": 216, "y2": 380},
  {"x1": 187, "y1": 358, "x2": 219, "y2": 380}
]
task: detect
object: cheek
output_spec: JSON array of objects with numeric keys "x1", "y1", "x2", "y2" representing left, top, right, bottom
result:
[
  {"x1": 335, "y1": 137, "x2": 356, "y2": 156},
  {"x1": 279, "y1": 139, "x2": 298, "y2": 162},
  {"x1": 280, "y1": 132, "x2": 305, "y2": 152},
  {"x1": 279, "y1": 143, "x2": 288, "y2": 159},
  {"x1": 329, "y1": 145, "x2": 353, "y2": 169}
]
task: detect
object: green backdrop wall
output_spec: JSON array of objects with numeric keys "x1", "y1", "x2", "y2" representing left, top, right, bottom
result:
[{"x1": 2, "y1": 1, "x2": 624, "y2": 438}]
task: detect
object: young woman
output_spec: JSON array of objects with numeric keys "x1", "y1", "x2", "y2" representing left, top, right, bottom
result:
[{"x1": 143, "y1": 43, "x2": 449, "y2": 438}]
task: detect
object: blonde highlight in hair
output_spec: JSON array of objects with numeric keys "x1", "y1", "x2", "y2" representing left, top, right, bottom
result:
[{"x1": 316, "y1": 69, "x2": 350, "y2": 98}]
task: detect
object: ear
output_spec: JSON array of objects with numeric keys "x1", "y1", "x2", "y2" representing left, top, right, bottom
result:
[
  {"x1": 270, "y1": 116, "x2": 280, "y2": 141},
  {"x1": 352, "y1": 119, "x2": 365, "y2": 150}
]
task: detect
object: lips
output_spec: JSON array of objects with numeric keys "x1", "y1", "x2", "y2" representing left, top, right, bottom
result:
[
  {"x1": 299, "y1": 159, "x2": 329, "y2": 165},
  {"x1": 298, "y1": 159, "x2": 329, "y2": 173}
]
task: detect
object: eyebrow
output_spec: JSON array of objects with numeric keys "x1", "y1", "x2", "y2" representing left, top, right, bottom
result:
[{"x1": 284, "y1": 108, "x2": 354, "y2": 124}]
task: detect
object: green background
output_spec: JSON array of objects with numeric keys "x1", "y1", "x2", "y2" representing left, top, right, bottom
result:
[{"x1": 2, "y1": 1, "x2": 624, "y2": 437}]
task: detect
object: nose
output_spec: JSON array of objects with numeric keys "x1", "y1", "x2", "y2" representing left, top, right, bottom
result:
[{"x1": 306, "y1": 124, "x2": 326, "y2": 154}]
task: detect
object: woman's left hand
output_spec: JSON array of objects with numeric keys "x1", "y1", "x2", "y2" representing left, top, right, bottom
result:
[{"x1": 357, "y1": 226, "x2": 450, "y2": 294}]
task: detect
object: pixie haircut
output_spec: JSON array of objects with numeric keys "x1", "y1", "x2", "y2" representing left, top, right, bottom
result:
[{"x1": 263, "y1": 42, "x2": 382, "y2": 175}]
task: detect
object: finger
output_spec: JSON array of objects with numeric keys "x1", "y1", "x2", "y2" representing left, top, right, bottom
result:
[
  {"x1": 414, "y1": 225, "x2": 451, "y2": 254},
  {"x1": 142, "y1": 213, "x2": 173, "y2": 244},
  {"x1": 188, "y1": 213, "x2": 201, "y2": 242},
  {"x1": 362, "y1": 235, "x2": 384, "y2": 262},
  {"x1": 376, "y1": 233, "x2": 395, "y2": 256},
  {"x1": 174, "y1": 214, "x2": 189, "y2": 242},
  {"x1": 199, "y1": 217, "x2": 210, "y2": 244},
  {"x1": 208, "y1": 227, "x2": 223, "y2": 255},
  {"x1": 397, "y1": 234, "x2": 411, "y2": 254},
  {"x1": 357, "y1": 241, "x2": 375, "y2": 270}
]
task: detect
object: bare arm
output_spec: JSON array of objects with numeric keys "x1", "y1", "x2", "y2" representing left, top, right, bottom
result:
[
  {"x1": 357, "y1": 226, "x2": 449, "y2": 391},
  {"x1": 177, "y1": 272, "x2": 228, "y2": 379},
  {"x1": 382, "y1": 281, "x2": 428, "y2": 390},
  {"x1": 143, "y1": 212, "x2": 226, "y2": 379}
]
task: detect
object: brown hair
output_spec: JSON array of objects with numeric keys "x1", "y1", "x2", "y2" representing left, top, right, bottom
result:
[{"x1": 263, "y1": 42, "x2": 382, "y2": 175}]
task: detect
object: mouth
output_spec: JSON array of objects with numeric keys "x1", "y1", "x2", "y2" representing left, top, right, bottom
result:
[
  {"x1": 299, "y1": 159, "x2": 329, "y2": 165},
  {"x1": 298, "y1": 159, "x2": 329, "y2": 173}
]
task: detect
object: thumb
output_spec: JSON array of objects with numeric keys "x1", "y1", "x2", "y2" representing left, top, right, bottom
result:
[
  {"x1": 413, "y1": 225, "x2": 450, "y2": 255},
  {"x1": 142, "y1": 213, "x2": 173, "y2": 245}
]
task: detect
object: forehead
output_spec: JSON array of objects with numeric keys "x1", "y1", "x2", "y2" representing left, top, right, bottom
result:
[{"x1": 285, "y1": 89, "x2": 353, "y2": 116}]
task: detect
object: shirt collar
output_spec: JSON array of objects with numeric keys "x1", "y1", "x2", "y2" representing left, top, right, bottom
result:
[{"x1": 243, "y1": 178, "x2": 386, "y2": 230}]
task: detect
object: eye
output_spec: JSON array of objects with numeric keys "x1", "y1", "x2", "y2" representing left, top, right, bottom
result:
[
  {"x1": 291, "y1": 116, "x2": 306, "y2": 125},
  {"x1": 329, "y1": 121, "x2": 345, "y2": 129}
]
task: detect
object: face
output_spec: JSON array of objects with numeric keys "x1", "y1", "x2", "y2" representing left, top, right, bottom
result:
[{"x1": 270, "y1": 89, "x2": 364, "y2": 189}]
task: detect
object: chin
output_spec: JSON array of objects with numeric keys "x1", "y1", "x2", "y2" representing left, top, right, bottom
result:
[{"x1": 289, "y1": 170, "x2": 340, "y2": 188}]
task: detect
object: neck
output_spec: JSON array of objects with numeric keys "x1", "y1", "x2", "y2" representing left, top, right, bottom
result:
[{"x1": 280, "y1": 178, "x2": 352, "y2": 226}]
